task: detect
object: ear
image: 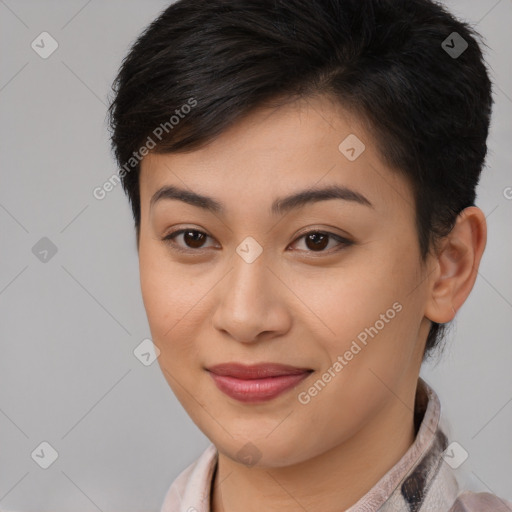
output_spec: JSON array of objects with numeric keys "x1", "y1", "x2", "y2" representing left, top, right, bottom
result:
[{"x1": 424, "y1": 206, "x2": 487, "y2": 324}]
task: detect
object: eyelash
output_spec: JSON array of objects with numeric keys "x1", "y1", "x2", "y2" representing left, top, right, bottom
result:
[{"x1": 160, "y1": 228, "x2": 353, "y2": 255}]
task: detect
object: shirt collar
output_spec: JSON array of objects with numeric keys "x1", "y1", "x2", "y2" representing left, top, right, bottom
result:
[{"x1": 347, "y1": 376, "x2": 460, "y2": 510}]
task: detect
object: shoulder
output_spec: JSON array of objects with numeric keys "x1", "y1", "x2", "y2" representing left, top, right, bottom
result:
[
  {"x1": 160, "y1": 444, "x2": 218, "y2": 512},
  {"x1": 449, "y1": 490, "x2": 512, "y2": 512}
]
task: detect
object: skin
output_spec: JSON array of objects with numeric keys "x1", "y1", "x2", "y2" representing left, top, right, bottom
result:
[{"x1": 137, "y1": 95, "x2": 486, "y2": 512}]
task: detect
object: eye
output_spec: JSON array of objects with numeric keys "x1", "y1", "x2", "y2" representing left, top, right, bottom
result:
[
  {"x1": 161, "y1": 228, "x2": 216, "y2": 252},
  {"x1": 161, "y1": 228, "x2": 353, "y2": 254},
  {"x1": 289, "y1": 230, "x2": 353, "y2": 254}
]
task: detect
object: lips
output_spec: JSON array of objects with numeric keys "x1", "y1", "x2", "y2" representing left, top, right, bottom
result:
[
  {"x1": 206, "y1": 363, "x2": 313, "y2": 403},
  {"x1": 207, "y1": 362, "x2": 313, "y2": 379}
]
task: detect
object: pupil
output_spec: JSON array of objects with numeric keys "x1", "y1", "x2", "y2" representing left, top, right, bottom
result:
[
  {"x1": 306, "y1": 233, "x2": 328, "y2": 251},
  {"x1": 185, "y1": 231, "x2": 205, "y2": 248}
]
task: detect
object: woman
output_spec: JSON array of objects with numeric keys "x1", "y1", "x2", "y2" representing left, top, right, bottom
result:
[{"x1": 107, "y1": 0, "x2": 511, "y2": 510}]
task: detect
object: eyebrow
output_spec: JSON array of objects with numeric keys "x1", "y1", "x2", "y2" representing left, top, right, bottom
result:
[{"x1": 150, "y1": 184, "x2": 374, "y2": 216}]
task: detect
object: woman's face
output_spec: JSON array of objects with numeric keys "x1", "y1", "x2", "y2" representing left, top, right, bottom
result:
[{"x1": 138, "y1": 95, "x2": 433, "y2": 467}]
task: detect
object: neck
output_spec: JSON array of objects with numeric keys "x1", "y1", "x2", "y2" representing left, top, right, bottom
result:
[{"x1": 210, "y1": 384, "x2": 418, "y2": 512}]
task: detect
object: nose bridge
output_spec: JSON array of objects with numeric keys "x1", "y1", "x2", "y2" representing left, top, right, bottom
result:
[
  {"x1": 228, "y1": 243, "x2": 273, "y2": 311},
  {"x1": 212, "y1": 242, "x2": 289, "y2": 342},
  {"x1": 229, "y1": 233, "x2": 273, "y2": 298}
]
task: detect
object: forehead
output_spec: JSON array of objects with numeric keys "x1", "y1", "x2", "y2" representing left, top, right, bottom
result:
[{"x1": 139, "y1": 96, "x2": 414, "y2": 220}]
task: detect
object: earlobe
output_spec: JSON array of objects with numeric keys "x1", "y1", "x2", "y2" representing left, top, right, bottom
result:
[{"x1": 424, "y1": 206, "x2": 487, "y2": 324}]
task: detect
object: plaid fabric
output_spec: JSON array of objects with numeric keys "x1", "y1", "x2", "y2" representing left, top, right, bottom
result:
[{"x1": 160, "y1": 377, "x2": 512, "y2": 512}]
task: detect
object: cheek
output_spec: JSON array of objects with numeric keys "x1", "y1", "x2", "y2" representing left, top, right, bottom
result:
[
  {"x1": 139, "y1": 243, "x2": 183, "y2": 344},
  {"x1": 139, "y1": 254, "x2": 203, "y2": 412},
  {"x1": 305, "y1": 249, "x2": 420, "y2": 369},
  {"x1": 139, "y1": 238, "x2": 182, "y2": 315},
  {"x1": 138, "y1": 242, "x2": 212, "y2": 367}
]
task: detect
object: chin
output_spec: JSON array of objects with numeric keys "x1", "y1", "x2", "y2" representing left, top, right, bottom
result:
[{"x1": 215, "y1": 433, "x2": 314, "y2": 469}]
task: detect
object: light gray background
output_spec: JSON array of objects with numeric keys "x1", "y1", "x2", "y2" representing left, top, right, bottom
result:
[{"x1": 0, "y1": 1, "x2": 511, "y2": 510}]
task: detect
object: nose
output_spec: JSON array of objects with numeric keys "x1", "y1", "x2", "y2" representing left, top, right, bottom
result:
[{"x1": 211, "y1": 250, "x2": 292, "y2": 344}]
